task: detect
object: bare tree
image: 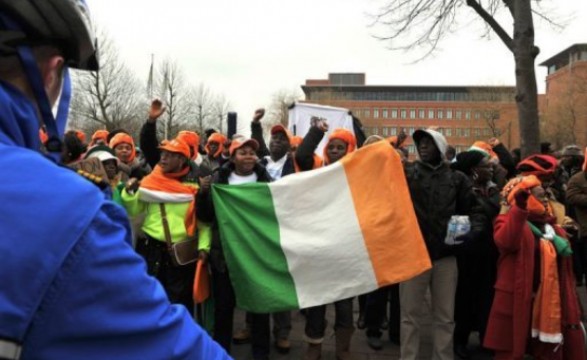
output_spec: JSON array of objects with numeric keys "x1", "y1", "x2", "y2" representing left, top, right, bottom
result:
[
  {"x1": 265, "y1": 88, "x2": 304, "y2": 128},
  {"x1": 191, "y1": 84, "x2": 215, "y2": 133},
  {"x1": 209, "y1": 94, "x2": 231, "y2": 134},
  {"x1": 155, "y1": 59, "x2": 195, "y2": 140},
  {"x1": 372, "y1": 0, "x2": 560, "y2": 157},
  {"x1": 69, "y1": 31, "x2": 145, "y2": 138}
]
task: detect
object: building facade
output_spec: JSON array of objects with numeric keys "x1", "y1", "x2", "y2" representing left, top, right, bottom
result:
[
  {"x1": 302, "y1": 74, "x2": 520, "y2": 155},
  {"x1": 539, "y1": 43, "x2": 587, "y2": 149}
]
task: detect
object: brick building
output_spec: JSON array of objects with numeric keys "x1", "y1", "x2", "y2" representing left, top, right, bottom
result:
[
  {"x1": 302, "y1": 73, "x2": 520, "y2": 156},
  {"x1": 539, "y1": 43, "x2": 587, "y2": 149}
]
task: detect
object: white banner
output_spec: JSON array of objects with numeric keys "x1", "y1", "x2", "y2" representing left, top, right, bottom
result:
[{"x1": 288, "y1": 103, "x2": 354, "y2": 156}]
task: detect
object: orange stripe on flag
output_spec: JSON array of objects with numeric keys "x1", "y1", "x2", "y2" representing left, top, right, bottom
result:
[{"x1": 342, "y1": 142, "x2": 431, "y2": 286}]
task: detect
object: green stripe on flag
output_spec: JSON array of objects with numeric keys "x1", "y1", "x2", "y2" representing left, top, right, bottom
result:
[{"x1": 211, "y1": 183, "x2": 299, "y2": 312}]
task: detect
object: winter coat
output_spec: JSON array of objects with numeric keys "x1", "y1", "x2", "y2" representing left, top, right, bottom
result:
[
  {"x1": 567, "y1": 171, "x2": 587, "y2": 237},
  {"x1": 404, "y1": 160, "x2": 485, "y2": 260},
  {"x1": 484, "y1": 206, "x2": 585, "y2": 359}
]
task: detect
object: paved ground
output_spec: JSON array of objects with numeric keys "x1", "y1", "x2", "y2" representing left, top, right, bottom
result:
[{"x1": 231, "y1": 286, "x2": 587, "y2": 360}]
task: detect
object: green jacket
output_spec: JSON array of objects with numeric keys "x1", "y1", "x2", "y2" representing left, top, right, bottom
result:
[{"x1": 121, "y1": 188, "x2": 211, "y2": 251}]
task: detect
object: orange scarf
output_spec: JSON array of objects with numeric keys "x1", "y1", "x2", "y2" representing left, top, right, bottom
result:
[
  {"x1": 140, "y1": 165, "x2": 198, "y2": 236},
  {"x1": 531, "y1": 239, "x2": 563, "y2": 344}
]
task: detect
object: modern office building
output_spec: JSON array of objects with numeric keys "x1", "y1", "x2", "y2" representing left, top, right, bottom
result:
[{"x1": 302, "y1": 73, "x2": 520, "y2": 155}]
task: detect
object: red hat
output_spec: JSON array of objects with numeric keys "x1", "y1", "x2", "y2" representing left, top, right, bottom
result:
[
  {"x1": 159, "y1": 139, "x2": 190, "y2": 159},
  {"x1": 229, "y1": 136, "x2": 259, "y2": 156},
  {"x1": 517, "y1": 154, "x2": 557, "y2": 177},
  {"x1": 271, "y1": 124, "x2": 291, "y2": 140}
]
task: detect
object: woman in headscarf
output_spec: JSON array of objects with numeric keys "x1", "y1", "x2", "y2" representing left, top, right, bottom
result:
[
  {"x1": 294, "y1": 118, "x2": 357, "y2": 360},
  {"x1": 450, "y1": 150, "x2": 501, "y2": 358},
  {"x1": 484, "y1": 175, "x2": 584, "y2": 360},
  {"x1": 198, "y1": 136, "x2": 275, "y2": 360},
  {"x1": 202, "y1": 132, "x2": 228, "y2": 172},
  {"x1": 109, "y1": 132, "x2": 151, "y2": 180}
]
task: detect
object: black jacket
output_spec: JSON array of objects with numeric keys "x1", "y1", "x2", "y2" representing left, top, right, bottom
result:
[
  {"x1": 405, "y1": 161, "x2": 486, "y2": 260},
  {"x1": 199, "y1": 162, "x2": 273, "y2": 272},
  {"x1": 295, "y1": 126, "x2": 324, "y2": 172},
  {"x1": 250, "y1": 121, "x2": 296, "y2": 178}
]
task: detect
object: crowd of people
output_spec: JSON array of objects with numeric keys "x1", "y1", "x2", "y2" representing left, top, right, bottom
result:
[
  {"x1": 55, "y1": 99, "x2": 587, "y2": 360},
  {"x1": 1, "y1": 1, "x2": 587, "y2": 360}
]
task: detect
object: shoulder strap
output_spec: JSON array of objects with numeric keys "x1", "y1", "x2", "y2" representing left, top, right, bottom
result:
[{"x1": 159, "y1": 203, "x2": 173, "y2": 250}]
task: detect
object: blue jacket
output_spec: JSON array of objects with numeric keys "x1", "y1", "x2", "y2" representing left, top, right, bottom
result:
[{"x1": 0, "y1": 81, "x2": 230, "y2": 359}]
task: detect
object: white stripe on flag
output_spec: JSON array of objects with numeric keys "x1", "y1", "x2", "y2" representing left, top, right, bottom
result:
[
  {"x1": 139, "y1": 188, "x2": 193, "y2": 203},
  {"x1": 269, "y1": 163, "x2": 378, "y2": 308}
]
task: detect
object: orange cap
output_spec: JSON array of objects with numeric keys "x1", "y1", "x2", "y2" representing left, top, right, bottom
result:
[
  {"x1": 159, "y1": 139, "x2": 191, "y2": 159},
  {"x1": 229, "y1": 137, "x2": 259, "y2": 156}
]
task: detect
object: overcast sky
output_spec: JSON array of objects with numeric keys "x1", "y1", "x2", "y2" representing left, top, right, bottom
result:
[{"x1": 88, "y1": 0, "x2": 587, "y2": 131}]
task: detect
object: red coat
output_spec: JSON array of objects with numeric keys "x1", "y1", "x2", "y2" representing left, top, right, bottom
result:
[
  {"x1": 484, "y1": 206, "x2": 535, "y2": 358},
  {"x1": 485, "y1": 206, "x2": 586, "y2": 359}
]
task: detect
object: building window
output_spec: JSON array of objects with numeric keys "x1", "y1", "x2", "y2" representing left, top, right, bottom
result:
[
  {"x1": 372, "y1": 127, "x2": 378, "y2": 135},
  {"x1": 354, "y1": 109, "x2": 361, "y2": 117},
  {"x1": 465, "y1": 110, "x2": 471, "y2": 120},
  {"x1": 409, "y1": 127, "x2": 416, "y2": 135},
  {"x1": 446, "y1": 110, "x2": 453, "y2": 119},
  {"x1": 456, "y1": 110, "x2": 462, "y2": 119},
  {"x1": 483, "y1": 128, "x2": 491, "y2": 137},
  {"x1": 464, "y1": 128, "x2": 470, "y2": 137},
  {"x1": 473, "y1": 128, "x2": 481, "y2": 137},
  {"x1": 391, "y1": 109, "x2": 398, "y2": 119},
  {"x1": 456, "y1": 128, "x2": 462, "y2": 137},
  {"x1": 390, "y1": 127, "x2": 397, "y2": 136},
  {"x1": 445, "y1": 128, "x2": 452, "y2": 137},
  {"x1": 365, "y1": 109, "x2": 371, "y2": 118},
  {"x1": 428, "y1": 109, "x2": 435, "y2": 119},
  {"x1": 382, "y1": 109, "x2": 388, "y2": 118},
  {"x1": 382, "y1": 127, "x2": 388, "y2": 136},
  {"x1": 474, "y1": 111, "x2": 481, "y2": 120},
  {"x1": 401, "y1": 109, "x2": 407, "y2": 119},
  {"x1": 418, "y1": 109, "x2": 425, "y2": 119},
  {"x1": 409, "y1": 109, "x2": 416, "y2": 119},
  {"x1": 437, "y1": 109, "x2": 444, "y2": 119},
  {"x1": 408, "y1": 145, "x2": 416, "y2": 154}
]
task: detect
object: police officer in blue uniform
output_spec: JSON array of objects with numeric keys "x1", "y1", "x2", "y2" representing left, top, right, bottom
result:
[{"x1": 0, "y1": 1, "x2": 230, "y2": 359}]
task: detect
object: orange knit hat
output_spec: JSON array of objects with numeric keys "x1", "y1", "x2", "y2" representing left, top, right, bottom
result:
[
  {"x1": 324, "y1": 128, "x2": 356, "y2": 165},
  {"x1": 109, "y1": 133, "x2": 136, "y2": 163},
  {"x1": 177, "y1": 131, "x2": 200, "y2": 160}
]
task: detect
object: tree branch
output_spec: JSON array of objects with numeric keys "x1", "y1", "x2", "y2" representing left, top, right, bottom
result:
[{"x1": 466, "y1": 0, "x2": 513, "y2": 52}]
